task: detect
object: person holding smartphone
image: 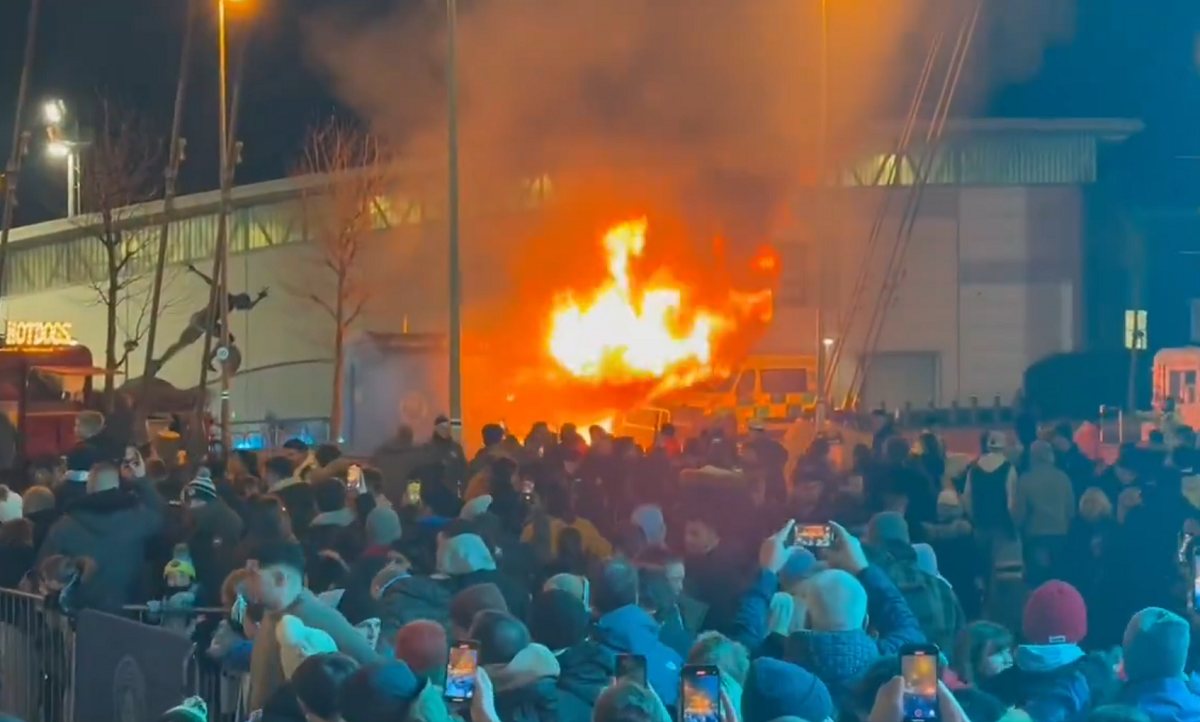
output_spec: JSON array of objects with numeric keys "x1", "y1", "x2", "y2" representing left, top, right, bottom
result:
[
  {"x1": 38, "y1": 447, "x2": 167, "y2": 612},
  {"x1": 781, "y1": 521, "x2": 925, "y2": 703}
]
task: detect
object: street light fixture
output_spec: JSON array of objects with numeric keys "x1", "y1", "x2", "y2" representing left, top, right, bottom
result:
[
  {"x1": 42, "y1": 98, "x2": 64, "y2": 126},
  {"x1": 42, "y1": 98, "x2": 80, "y2": 218}
]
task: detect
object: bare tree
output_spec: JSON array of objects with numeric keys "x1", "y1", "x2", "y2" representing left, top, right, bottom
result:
[
  {"x1": 78, "y1": 100, "x2": 163, "y2": 405},
  {"x1": 293, "y1": 118, "x2": 388, "y2": 440}
]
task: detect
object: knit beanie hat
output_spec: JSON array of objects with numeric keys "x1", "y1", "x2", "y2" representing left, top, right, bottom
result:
[
  {"x1": 365, "y1": 506, "x2": 403, "y2": 547},
  {"x1": 1123, "y1": 607, "x2": 1190, "y2": 682},
  {"x1": 338, "y1": 661, "x2": 423, "y2": 722},
  {"x1": 182, "y1": 469, "x2": 217, "y2": 503},
  {"x1": 1022, "y1": 580, "x2": 1087, "y2": 645},
  {"x1": 449, "y1": 582, "x2": 509, "y2": 632},
  {"x1": 277, "y1": 614, "x2": 338, "y2": 679},
  {"x1": 528, "y1": 589, "x2": 590, "y2": 651},
  {"x1": 395, "y1": 621, "x2": 449, "y2": 679},
  {"x1": 742, "y1": 658, "x2": 834, "y2": 722}
]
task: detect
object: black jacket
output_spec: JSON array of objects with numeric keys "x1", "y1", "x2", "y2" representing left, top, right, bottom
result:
[
  {"x1": 556, "y1": 641, "x2": 613, "y2": 722},
  {"x1": 38, "y1": 474, "x2": 165, "y2": 611}
]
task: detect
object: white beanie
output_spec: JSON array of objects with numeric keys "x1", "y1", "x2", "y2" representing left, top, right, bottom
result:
[
  {"x1": 0, "y1": 486, "x2": 23, "y2": 524},
  {"x1": 276, "y1": 614, "x2": 337, "y2": 679}
]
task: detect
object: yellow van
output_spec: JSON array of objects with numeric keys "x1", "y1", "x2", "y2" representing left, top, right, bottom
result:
[{"x1": 662, "y1": 355, "x2": 818, "y2": 434}]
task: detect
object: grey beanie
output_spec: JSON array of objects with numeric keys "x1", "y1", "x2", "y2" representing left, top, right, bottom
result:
[{"x1": 1123, "y1": 607, "x2": 1190, "y2": 682}]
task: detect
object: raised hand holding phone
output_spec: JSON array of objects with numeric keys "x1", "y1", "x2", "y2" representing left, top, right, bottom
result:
[{"x1": 759, "y1": 519, "x2": 796, "y2": 574}]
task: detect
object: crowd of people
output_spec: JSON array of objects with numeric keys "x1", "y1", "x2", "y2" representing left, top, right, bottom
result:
[{"x1": 0, "y1": 407, "x2": 1199, "y2": 722}]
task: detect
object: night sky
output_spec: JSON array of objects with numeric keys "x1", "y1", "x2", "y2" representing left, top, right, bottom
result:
[{"x1": 0, "y1": 0, "x2": 1197, "y2": 225}]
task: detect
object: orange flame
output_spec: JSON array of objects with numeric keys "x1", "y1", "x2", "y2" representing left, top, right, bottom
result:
[{"x1": 548, "y1": 219, "x2": 727, "y2": 382}]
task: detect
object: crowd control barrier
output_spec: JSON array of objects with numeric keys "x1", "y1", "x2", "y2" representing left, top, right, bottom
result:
[{"x1": 0, "y1": 588, "x2": 239, "y2": 722}]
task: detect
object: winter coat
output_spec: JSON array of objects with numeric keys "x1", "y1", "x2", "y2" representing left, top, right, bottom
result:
[
  {"x1": 304, "y1": 508, "x2": 364, "y2": 593},
  {"x1": 187, "y1": 498, "x2": 244, "y2": 606},
  {"x1": 866, "y1": 541, "x2": 965, "y2": 654},
  {"x1": 269, "y1": 477, "x2": 317, "y2": 537},
  {"x1": 555, "y1": 641, "x2": 614, "y2": 722},
  {"x1": 247, "y1": 589, "x2": 379, "y2": 711},
  {"x1": 1115, "y1": 675, "x2": 1200, "y2": 722},
  {"x1": 486, "y1": 644, "x2": 561, "y2": 722},
  {"x1": 985, "y1": 645, "x2": 1118, "y2": 722},
  {"x1": 785, "y1": 565, "x2": 926, "y2": 707},
  {"x1": 38, "y1": 474, "x2": 166, "y2": 612},
  {"x1": 592, "y1": 605, "x2": 683, "y2": 707},
  {"x1": 1013, "y1": 462, "x2": 1076, "y2": 538}
]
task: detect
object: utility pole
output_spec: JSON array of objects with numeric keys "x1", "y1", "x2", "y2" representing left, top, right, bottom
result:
[{"x1": 0, "y1": 0, "x2": 42, "y2": 299}]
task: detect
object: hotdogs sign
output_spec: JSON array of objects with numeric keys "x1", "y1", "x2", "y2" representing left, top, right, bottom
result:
[{"x1": 2, "y1": 321, "x2": 76, "y2": 347}]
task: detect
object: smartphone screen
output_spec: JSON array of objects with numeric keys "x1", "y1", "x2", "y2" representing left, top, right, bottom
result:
[
  {"x1": 444, "y1": 642, "x2": 478, "y2": 702},
  {"x1": 405, "y1": 481, "x2": 422, "y2": 506},
  {"x1": 681, "y1": 665, "x2": 721, "y2": 722},
  {"x1": 616, "y1": 654, "x2": 647, "y2": 686},
  {"x1": 346, "y1": 465, "x2": 364, "y2": 491},
  {"x1": 902, "y1": 647, "x2": 939, "y2": 721},
  {"x1": 1180, "y1": 531, "x2": 1195, "y2": 565},
  {"x1": 521, "y1": 478, "x2": 535, "y2": 501},
  {"x1": 794, "y1": 524, "x2": 833, "y2": 548}
]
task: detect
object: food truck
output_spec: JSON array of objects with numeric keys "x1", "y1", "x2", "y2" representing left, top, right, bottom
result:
[{"x1": 0, "y1": 321, "x2": 110, "y2": 464}]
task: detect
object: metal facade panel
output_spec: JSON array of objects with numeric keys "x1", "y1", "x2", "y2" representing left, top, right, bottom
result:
[
  {"x1": 959, "y1": 283, "x2": 1028, "y2": 402},
  {"x1": 959, "y1": 187, "x2": 1028, "y2": 262},
  {"x1": 875, "y1": 217, "x2": 960, "y2": 353},
  {"x1": 862, "y1": 352, "x2": 940, "y2": 411}
]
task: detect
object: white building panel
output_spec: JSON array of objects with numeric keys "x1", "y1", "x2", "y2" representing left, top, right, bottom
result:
[
  {"x1": 959, "y1": 187, "x2": 1028, "y2": 262},
  {"x1": 875, "y1": 217, "x2": 959, "y2": 353},
  {"x1": 959, "y1": 283, "x2": 1028, "y2": 402}
]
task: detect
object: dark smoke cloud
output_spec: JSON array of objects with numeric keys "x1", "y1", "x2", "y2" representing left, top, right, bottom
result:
[{"x1": 303, "y1": 0, "x2": 1075, "y2": 425}]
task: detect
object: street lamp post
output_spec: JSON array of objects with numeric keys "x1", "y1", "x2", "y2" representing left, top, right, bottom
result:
[
  {"x1": 814, "y1": 0, "x2": 831, "y2": 427},
  {"x1": 44, "y1": 99, "x2": 81, "y2": 219},
  {"x1": 447, "y1": 0, "x2": 463, "y2": 433}
]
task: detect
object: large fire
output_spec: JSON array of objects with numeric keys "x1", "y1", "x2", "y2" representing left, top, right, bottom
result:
[{"x1": 547, "y1": 218, "x2": 773, "y2": 397}]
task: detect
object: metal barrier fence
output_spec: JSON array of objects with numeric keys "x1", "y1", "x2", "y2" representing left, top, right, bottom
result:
[{"x1": 0, "y1": 588, "x2": 242, "y2": 722}]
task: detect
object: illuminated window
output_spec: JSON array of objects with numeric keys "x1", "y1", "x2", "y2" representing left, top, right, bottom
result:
[{"x1": 1124, "y1": 309, "x2": 1147, "y2": 350}]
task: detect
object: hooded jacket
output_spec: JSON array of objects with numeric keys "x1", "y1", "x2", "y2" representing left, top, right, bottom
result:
[
  {"x1": 985, "y1": 645, "x2": 1118, "y2": 722},
  {"x1": 486, "y1": 643, "x2": 561, "y2": 722},
  {"x1": 186, "y1": 497, "x2": 244, "y2": 606},
  {"x1": 1115, "y1": 675, "x2": 1200, "y2": 722},
  {"x1": 38, "y1": 474, "x2": 165, "y2": 611},
  {"x1": 555, "y1": 641, "x2": 614, "y2": 722},
  {"x1": 866, "y1": 541, "x2": 964, "y2": 653},
  {"x1": 592, "y1": 604, "x2": 683, "y2": 707}
]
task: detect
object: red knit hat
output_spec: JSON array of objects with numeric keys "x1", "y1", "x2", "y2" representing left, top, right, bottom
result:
[
  {"x1": 394, "y1": 621, "x2": 448, "y2": 678},
  {"x1": 1022, "y1": 580, "x2": 1087, "y2": 645}
]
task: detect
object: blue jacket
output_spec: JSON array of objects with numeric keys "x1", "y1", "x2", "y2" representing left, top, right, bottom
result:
[
  {"x1": 785, "y1": 565, "x2": 925, "y2": 706},
  {"x1": 988, "y1": 646, "x2": 1116, "y2": 722},
  {"x1": 593, "y1": 605, "x2": 683, "y2": 707},
  {"x1": 1116, "y1": 675, "x2": 1200, "y2": 722}
]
